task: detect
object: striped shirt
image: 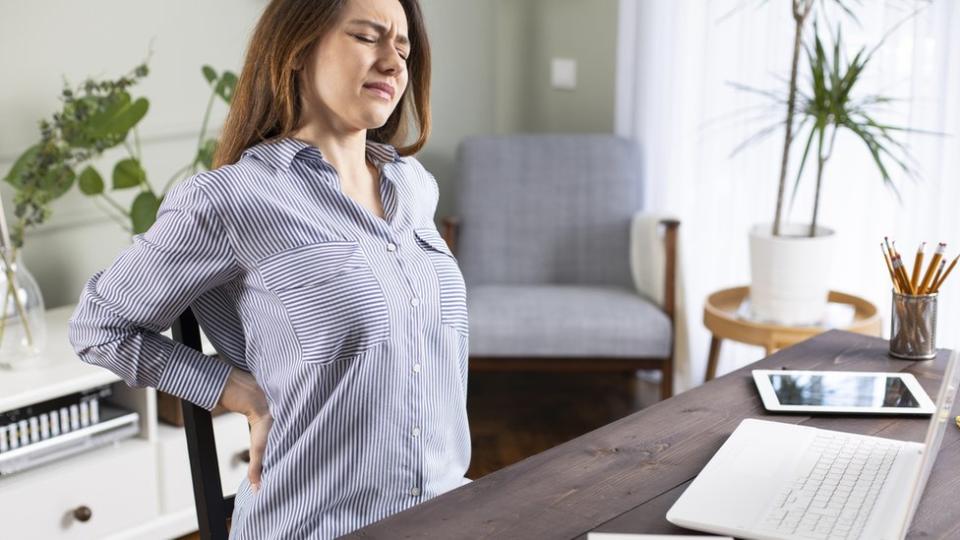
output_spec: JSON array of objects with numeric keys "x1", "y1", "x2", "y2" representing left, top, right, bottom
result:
[{"x1": 68, "y1": 136, "x2": 472, "y2": 539}]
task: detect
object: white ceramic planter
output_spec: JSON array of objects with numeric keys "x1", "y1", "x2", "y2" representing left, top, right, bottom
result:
[{"x1": 748, "y1": 223, "x2": 835, "y2": 326}]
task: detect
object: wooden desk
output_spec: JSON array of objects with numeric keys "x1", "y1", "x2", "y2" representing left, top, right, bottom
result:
[{"x1": 347, "y1": 331, "x2": 959, "y2": 539}]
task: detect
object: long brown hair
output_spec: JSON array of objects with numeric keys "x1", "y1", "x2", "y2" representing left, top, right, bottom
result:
[{"x1": 213, "y1": 0, "x2": 431, "y2": 168}]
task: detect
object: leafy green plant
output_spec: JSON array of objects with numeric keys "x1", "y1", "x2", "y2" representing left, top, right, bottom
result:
[
  {"x1": 791, "y1": 25, "x2": 927, "y2": 236},
  {"x1": 731, "y1": 1, "x2": 932, "y2": 238},
  {"x1": 724, "y1": 0, "x2": 854, "y2": 236},
  {"x1": 0, "y1": 61, "x2": 236, "y2": 349},
  {"x1": 4, "y1": 62, "x2": 236, "y2": 248}
]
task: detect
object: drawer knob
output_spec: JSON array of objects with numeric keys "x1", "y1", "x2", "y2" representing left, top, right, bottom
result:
[
  {"x1": 236, "y1": 449, "x2": 251, "y2": 463},
  {"x1": 73, "y1": 505, "x2": 92, "y2": 522}
]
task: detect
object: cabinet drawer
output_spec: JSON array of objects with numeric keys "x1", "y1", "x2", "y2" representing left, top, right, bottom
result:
[
  {"x1": 0, "y1": 440, "x2": 157, "y2": 539},
  {"x1": 157, "y1": 412, "x2": 249, "y2": 514}
]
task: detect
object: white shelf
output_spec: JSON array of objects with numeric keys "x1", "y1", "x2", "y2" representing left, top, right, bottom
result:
[
  {"x1": 0, "y1": 305, "x2": 121, "y2": 413},
  {"x1": 0, "y1": 303, "x2": 249, "y2": 540}
]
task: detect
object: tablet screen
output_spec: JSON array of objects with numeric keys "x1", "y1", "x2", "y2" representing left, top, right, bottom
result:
[{"x1": 768, "y1": 373, "x2": 921, "y2": 408}]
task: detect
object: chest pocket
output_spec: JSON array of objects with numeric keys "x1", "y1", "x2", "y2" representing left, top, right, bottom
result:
[
  {"x1": 413, "y1": 227, "x2": 469, "y2": 336},
  {"x1": 258, "y1": 241, "x2": 390, "y2": 364}
]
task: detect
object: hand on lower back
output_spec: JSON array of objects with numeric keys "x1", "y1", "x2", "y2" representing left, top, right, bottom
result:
[{"x1": 217, "y1": 367, "x2": 272, "y2": 491}]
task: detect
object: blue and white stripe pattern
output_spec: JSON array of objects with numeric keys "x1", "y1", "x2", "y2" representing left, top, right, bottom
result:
[{"x1": 68, "y1": 136, "x2": 472, "y2": 539}]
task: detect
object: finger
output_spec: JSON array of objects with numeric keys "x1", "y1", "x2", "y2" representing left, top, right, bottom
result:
[
  {"x1": 247, "y1": 416, "x2": 271, "y2": 491},
  {"x1": 248, "y1": 450, "x2": 262, "y2": 492}
]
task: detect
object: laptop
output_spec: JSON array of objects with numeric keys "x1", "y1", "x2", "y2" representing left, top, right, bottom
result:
[{"x1": 666, "y1": 350, "x2": 959, "y2": 540}]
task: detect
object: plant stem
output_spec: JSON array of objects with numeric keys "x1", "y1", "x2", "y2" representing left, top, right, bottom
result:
[
  {"x1": 160, "y1": 162, "x2": 194, "y2": 196},
  {"x1": 193, "y1": 87, "x2": 218, "y2": 175},
  {"x1": 134, "y1": 126, "x2": 142, "y2": 161},
  {"x1": 810, "y1": 126, "x2": 827, "y2": 237},
  {"x1": 0, "y1": 241, "x2": 20, "y2": 347},
  {"x1": 0, "y1": 275, "x2": 11, "y2": 347},
  {"x1": 100, "y1": 192, "x2": 131, "y2": 217},
  {"x1": 0, "y1": 248, "x2": 34, "y2": 348},
  {"x1": 94, "y1": 196, "x2": 134, "y2": 233},
  {"x1": 774, "y1": 0, "x2": 814, "y2": 236},
  {"x1": 124, "y1": 140, "x2": 138, "y2": 161}
]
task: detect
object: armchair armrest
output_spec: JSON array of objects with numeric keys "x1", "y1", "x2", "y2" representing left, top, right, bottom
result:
[
  {"x1": 660, "y1": 219, "x2": 680, "y2": 322},
  {"x1": 441, "y1": 215, "x2": 461, "y2": 256}
]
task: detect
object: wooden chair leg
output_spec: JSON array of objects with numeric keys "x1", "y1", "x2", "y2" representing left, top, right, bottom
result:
[
  {"x1": 660, "y1": 360, "x2": 673, "y2": 400},
  {"x1": 706, "y1": 335, "x2": 722, "y2": 382}
]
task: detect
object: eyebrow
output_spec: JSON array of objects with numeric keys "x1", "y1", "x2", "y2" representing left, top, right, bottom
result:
[{"x1": 347, "y1": 19, "x2": 410, "y2": 47}]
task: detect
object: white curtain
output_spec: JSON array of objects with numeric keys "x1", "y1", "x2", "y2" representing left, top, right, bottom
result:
[{"x1": 616, "y1": 0, "x2": 960, "y2": 391}]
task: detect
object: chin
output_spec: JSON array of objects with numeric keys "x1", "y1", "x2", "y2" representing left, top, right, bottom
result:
[{"x1": 359, "y1": 111, "x2": 393, "y2": 129}]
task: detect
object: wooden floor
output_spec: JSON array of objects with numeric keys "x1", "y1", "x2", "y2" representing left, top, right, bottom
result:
[
  {"x1": 176, "y1": 370, "x2": 660, "y2": 539},
  {"x1": 464, "y1": 370, "x2": 660, "y2": 478}
]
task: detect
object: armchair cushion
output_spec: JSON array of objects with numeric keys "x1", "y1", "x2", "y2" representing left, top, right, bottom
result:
[{"x1": 468, "y1": 284, "x2": 671, "y2": 359}]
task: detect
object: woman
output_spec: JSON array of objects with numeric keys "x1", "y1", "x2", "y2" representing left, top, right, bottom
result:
[{"x1": 68, "y1": 0, "x2": 471, "y2": 537}]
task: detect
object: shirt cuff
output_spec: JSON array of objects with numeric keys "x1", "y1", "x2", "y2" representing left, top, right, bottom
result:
[{"x1": 156, "y1": 340, "x2": 232, "y2": 411}]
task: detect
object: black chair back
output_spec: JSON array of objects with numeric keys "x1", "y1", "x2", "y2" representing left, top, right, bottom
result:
[{"x1": 171, "y1": 308, "x2": 235, "y2": 540}]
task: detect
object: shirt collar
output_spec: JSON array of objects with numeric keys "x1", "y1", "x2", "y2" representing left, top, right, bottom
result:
[{"x1": 241, "y1": 136, "x2": 402, "y2": 172}]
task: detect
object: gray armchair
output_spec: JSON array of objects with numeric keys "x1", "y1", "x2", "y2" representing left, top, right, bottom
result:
[{"x1": 442, "y1": 134, "x2": 678, "y2": 400}]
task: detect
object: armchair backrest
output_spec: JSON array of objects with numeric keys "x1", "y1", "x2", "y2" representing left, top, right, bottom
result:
[{"x1": 454, "y1": 134, "x2": 643, "y2": 288}]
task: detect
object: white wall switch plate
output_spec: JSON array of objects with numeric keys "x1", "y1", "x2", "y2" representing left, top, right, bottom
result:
[{"x1": 550, "y1": 57, "x2": 577, "y2": 90}]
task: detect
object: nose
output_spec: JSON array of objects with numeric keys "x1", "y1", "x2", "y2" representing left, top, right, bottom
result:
[{"x1": 376, "y1": 46, "x2": 405, "y2": 75}]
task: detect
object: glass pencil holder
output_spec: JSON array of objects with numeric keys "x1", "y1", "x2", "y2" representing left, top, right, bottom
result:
[{"x1": 889, "y1": 290, "x2": 937, "y2": 360}]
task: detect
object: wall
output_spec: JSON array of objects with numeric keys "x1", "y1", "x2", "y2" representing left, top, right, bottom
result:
[
  {"x1": 0, "y1": 0, "x2": 265, "y2": 310},
  {"x1": 0, "y1": 0, "x2": 618, "y2": 309},
  {"x1": 497, "y1": 0, "x2": 619, "y2": 134}
]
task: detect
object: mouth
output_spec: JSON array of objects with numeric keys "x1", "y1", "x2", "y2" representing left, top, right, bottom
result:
[{"x1": 363, "y1": 82, "x2": 395, "y2": 100}]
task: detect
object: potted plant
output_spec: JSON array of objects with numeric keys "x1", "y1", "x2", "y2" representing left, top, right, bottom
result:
[
  {"x1": 740, "y1": 4, "x2": 926, "y2": 325},
  {"x1": 1, "y1": 61, "x2": 235, "y2": 364}
]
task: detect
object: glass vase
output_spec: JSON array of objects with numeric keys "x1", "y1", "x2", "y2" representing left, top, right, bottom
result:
[{"x1": 0, "y1": 248, "x2": 47, "y2": 369}]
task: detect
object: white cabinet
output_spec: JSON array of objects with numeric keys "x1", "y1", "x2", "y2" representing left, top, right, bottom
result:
[
  {"x1": 0, "y1": 440, "x2": 158, "y2": 539},
  {"x1": 0, "y1": 304, "x2": 249, "y2": 540}
]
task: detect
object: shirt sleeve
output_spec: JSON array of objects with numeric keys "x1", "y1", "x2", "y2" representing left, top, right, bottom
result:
[{"x1": 68, "y1": 177, "x2": 239, "y2": 410}]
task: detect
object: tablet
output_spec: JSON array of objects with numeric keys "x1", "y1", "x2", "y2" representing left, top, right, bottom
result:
[{"x1": 752, "y1": 369, "x2": 936, "y2": 415}]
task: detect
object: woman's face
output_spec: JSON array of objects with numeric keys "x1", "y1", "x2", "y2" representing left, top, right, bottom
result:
[{"x1": 303, "y1": 0, "x2": 410, "y2": 133}]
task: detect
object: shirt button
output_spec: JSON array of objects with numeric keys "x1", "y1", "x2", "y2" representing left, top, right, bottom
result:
[
  {"x1": 386, "y1": 242, "x2": 397, "y2": 252},
  {"x1": 412, "y1": 363, "x2": 421, "y2": 373},
  {"x1": 410, "y1": 297, "x2": 420, "y2": 307},
  {"x1": 410, "y1": 487, "x2": 421, "y2": 496},
  {"x1": 412, "y1": 426, "x2": 421, "y2": 437}
]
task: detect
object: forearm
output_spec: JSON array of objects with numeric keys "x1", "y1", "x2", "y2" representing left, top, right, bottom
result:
[{"x1": 69, "y1": 277, "x2": 231, "y2": 410}]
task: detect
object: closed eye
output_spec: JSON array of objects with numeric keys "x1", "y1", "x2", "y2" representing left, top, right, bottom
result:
[{"x1": 353, "y1": 34, "x2": 408, "y2": 61}]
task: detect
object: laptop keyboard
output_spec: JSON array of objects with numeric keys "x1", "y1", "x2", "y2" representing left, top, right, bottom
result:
[{"x1": 758, "y1": 431, "x2": 901, "y2": 540}]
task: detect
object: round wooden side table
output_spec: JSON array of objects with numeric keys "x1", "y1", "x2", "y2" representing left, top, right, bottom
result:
[{"x1": 703, "y1": 286, "x2": 882, "y2": 381}]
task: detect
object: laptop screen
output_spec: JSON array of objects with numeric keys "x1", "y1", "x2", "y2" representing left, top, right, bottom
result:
[{"x1": 897, "y1": 351, "x2": 959, "y2": 539}]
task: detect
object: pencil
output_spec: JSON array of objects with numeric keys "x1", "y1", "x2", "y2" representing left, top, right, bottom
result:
[
  {"x1": 891, "y1": 241, "x2": 913, "y2": 291},
  {"x1": 893, "y1": 255, "x2": 914, "y2": 294},
  {"x1": 931, "y1": 254, "x2": 958, "y2": 293},
  {"x1": 911, "y1": 242, "x2": 926, "y2": 292},
  {"x1": 882, "y1": 243, "x2": 900, "y2": 293},
  {"x1": 919, "y1": 242, "x2": 947, "y2": 294},
  {"x1": 929, "y1": 259, "x2": 946, "y2": 294}
]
